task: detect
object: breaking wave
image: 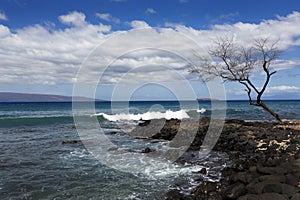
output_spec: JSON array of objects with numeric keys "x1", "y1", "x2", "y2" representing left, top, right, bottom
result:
[{"x1": 92, "y1": 109, "x2": 206, "y2": 122}]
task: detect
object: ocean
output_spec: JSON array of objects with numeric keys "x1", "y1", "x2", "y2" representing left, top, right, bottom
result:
[{"x1": 1, "y1": 100, "x2": 299, "y2": 199}]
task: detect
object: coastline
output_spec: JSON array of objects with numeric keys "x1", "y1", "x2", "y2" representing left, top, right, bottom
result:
[{"x1": 129, "y1": 118, "x2": 300, "y2": 199}]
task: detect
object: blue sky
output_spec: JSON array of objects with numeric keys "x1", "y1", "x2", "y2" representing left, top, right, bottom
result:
[{"x1": 1, "y1": 0, "x2": 300, "y2": 100}]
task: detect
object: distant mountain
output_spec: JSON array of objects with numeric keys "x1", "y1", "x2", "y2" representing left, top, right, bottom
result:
[{"x1": 0, "y1": 92, "x2": 101, "y2": 102}]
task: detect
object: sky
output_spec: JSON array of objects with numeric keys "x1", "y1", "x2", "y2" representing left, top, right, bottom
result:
[{"x1": 0, "y1": 0, "x2": 300, "y2": 100}]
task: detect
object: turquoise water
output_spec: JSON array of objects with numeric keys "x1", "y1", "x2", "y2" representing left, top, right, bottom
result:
[{"x1": 0, "y1": 100, "x2": 299, "y2": 199}]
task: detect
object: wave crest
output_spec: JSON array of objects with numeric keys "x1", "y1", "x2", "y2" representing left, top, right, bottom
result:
[{"x1": 92, "y1": 109, "x2": 206, "y2": 121}]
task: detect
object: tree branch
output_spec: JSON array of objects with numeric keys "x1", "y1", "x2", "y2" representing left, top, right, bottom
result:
[{"x1": 190, "y1": 37, "x2": 282, "y2": 121}]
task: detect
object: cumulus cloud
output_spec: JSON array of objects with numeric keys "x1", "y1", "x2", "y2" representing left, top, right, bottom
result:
[
  {"x1": 130, "y1": 20, "x2": 151, "y2": 29},
  {"x1": 58, "y1": 11, "x2": 86, "y2": 27},
  {"x1": 271, "y1": 59, "x2": 300, "y2": 71},
  {"x1": 268, "y1": 85, "x2": 300, "y2": 91},
  {"x1": 145, "y1": 8, "x2": 156, "y2": 14},
  {"x1": 0, "y1": 11, "x2": 7, "y2": 21},
  {"x1": 1, "y1": 11, "x2": 300, "y2": 87},
  {"x1": 96, "y1": 13, "x2": 120, "y2": 24},
  {"x1": 209, "y1": 11, "x2": 300, "y2": 49},
  {"x1": 0, "y1": 24, "x2": 10, "y2": 37},
  {"x1": 0, "y1": 11, "x2": 111, "y2": 85},
  {"x1": 266, "y1": 85, "x2": 300, "y2": 96}
]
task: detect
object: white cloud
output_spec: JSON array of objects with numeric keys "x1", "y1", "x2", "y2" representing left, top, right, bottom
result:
[
  {"x1": 165, "y1": 22, "x2": 183, "y2": 28},
  {"x1": 179, "y1": 0, "x2": 189, "y2": 3},
  {"x1": 58, "y1": 11, "x2": 86, "y2": 27},
  {"x1": 145, "y1": 8, "x2": 156, "y2": 14},
  {"x1": 209, "y1": 11, "x2": 300, "y2": 49},
  {"x1": 96, "y1": 13, "x2": 120, "y2": 24},
  {"x1": 1, "y1": 11, "x2": 300, "y2": 88},
  {"x1": 271, "y1": 59, "x2": 300, "y2": 71},
  {"x1": 268, "y1": 85, "x2": 300, "y2": 92},
  {"x1": 266, "y1": 85, "x2": 300, "y2": 96},
  {"x1": 0, "y1": 24, "x2": 10, "y2": 37},
  {"x1": 0, "y1": 11, "x2": 111, "y2": 85},
  {"x1": 0, "y1": 11, "x2": 7, "y2": 21},
  {"x1": 130, "y1": 20, "x2": 151, "y2": 29}
]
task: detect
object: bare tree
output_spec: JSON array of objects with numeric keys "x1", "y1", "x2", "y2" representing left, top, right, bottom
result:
[{"x1": 190, "y1": 37, "x2": 282, "y2": 122}]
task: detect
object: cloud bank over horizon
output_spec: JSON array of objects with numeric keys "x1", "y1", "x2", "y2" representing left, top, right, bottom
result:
[{"x1": 1, "y1": 11, "x2": 300, "y2": 98}]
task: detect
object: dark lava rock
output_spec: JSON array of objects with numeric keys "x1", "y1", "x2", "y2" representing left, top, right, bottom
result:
[
  {"x1": 258, "y1": 193, "x2": 289, "y2": 200},
  {"x1": 261, "y1": 182, "x2": 283, "y2": 194},
  {"x1": 107, "y1": 131, "x2": 118, "y2": 135},
  {"x1": 239, "y1": 193, "x2": 289, "y2": 200},
  {"x1": 258, "y1": 175, "x2": 286, "y2": 183},
  {"x1": 280, "y1": 183, "x2": 299, "y2": 197},
  {"x1": 238, "y1": 194, "x2": 258, "y2": 200},
  {"x1": 285, "y1": 174, "x2": 300, "y2": 186},
  {"x1": 61, "y1": 140, "x2": 81, "y2": 144},
  {"x1": 141, "y1": 147, "x2": 153, "y2": 153},
  {"x1": 291, "y1": 193, "x2": 300, "y2": 200},
  {"x1": 165, "y1": 189, "x2": 184, "y2": 200},
  {"x1": 192, "y1": 181, "x2": 220, "y2": 195},
  {"x1": 256, "y1": 164, "x2": 287, "y2": 175},
  {"x1": 199, "y1": 168, "x2": 207, "y2": 175},
  {"x1": 138, "y1": 120, "x2": 151, "y2": 126},
  {"x1": 246, "y1": 181, "x2": 299, "y2": 196},
  {"x1": 130, "y1": 118, "x2": 300, "y2": 199},
  {"x1": 222, "y1": 182, "x2": 246, "y2": 199},
  {"x1": 231, "y1": 172, "x2": 253, "y2": 184}
]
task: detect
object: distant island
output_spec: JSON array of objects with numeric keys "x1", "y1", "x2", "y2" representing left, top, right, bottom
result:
[{"x1": 0, "y1": 92, "x2": 101, "y2": 102}]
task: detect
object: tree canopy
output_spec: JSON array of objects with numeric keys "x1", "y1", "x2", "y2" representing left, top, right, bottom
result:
[{"x1": 190, "y1": 37, "x2": 282, "y2": 121}]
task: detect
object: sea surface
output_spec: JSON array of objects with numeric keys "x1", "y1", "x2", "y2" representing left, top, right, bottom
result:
[{"x1": 1, "y1": 100, "x2": 299, "y2": 199}]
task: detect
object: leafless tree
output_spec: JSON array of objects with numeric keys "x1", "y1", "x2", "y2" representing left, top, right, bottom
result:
[{"x1": 190, "y1": 37, "x2": 282, "y2": 121}]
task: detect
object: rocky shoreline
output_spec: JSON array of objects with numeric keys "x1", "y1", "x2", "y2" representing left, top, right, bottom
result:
[{"x1": 130, "y1": 118, "x2": 300, "y2": 200}]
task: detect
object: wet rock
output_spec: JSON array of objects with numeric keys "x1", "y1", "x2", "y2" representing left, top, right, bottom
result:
[
  {"x1": 261, "y1": 182, "x2": 283, "y2": 194},
  {"x1": 258, "y1": 175, "x2": 286, "y2": 183},
  {"x1": 256, "y1": 164, "x2": 287, "y2": 175},
  {"x1": 258, "y1": 193, "x2": 288, "y2": 200},
  {"x1": 107, "y1": 147, "x2": 118, "y2": 151},
  {"x1": 191, "y1": 181, "x2": 219, "y2": 195},
  {"x1": 141, "y1": 147, "x2": 153, "y2": 153},
  {"x1": 249, "y1": 166, "x2": 257, "y2": 173},
  {"x1": 61, "y1": 140, "x2": 81, "y2": 144},
  {"x1": 129, "y1": 119, "x2": 167, "y2": 138},
  {"x1": 281, "y1": 183, "x2": 299, "y2": 197},
  {"x1": 222, "y1": 182, "x2": 246, "y2": 199},
  {"x1": 246, "y1": 181, "x2": 279, "y2": 194},
  {"x1": 226, "y1": 119, "x2": 245, "y2": 125},
  {"x1": 199, "y1": 168, "x2": 207, "y2": 175},
  {"x1": 231, "y1": 172, "x2": 253, "y2": 184},
  {"x1": 291, "y1": 193, "x2": 300, "y2": 200},
  {"x1": 164, "y1": 189, "x2": 184, "y2": 200},
  {"x1": 264, "y1": 158, "x2": 282, "y2": 167},
  {"x1": 138, "y1": 120, "x2": 151, "y2": 126},
  {"x1": 107, "y1": 131, "x2": 118, "y2": 135},
  {"x1": 238, "y1": 194, "x2": 259, "y2": 200},
  {"x1": 154, "y1": 118, "x2": 300, "y2": 198},
  {"x1": 246, "y1": 181, "x2": 299, "y2": 196},
  {"x1": 285, "y1": 174, "x2": 299, "y2": 186},
  {"x1": 151, "y1": 132, "x2": 161, "y2": 139},
  {"x1": 232, "y1": 160, "x2": 250, "y2": 172}
]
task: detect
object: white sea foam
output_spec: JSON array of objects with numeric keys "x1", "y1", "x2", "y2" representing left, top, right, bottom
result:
[
  {"x1": 196, "y1": 108, "x2": 206, "y2": 113},
  {"x1": 92, "y1": 109, "x2": 197, "y2": 121}
]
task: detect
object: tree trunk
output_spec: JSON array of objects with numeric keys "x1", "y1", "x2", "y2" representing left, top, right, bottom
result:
[{"x1": 257, "y1": 101, "x2": 282, "y2": 122}]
